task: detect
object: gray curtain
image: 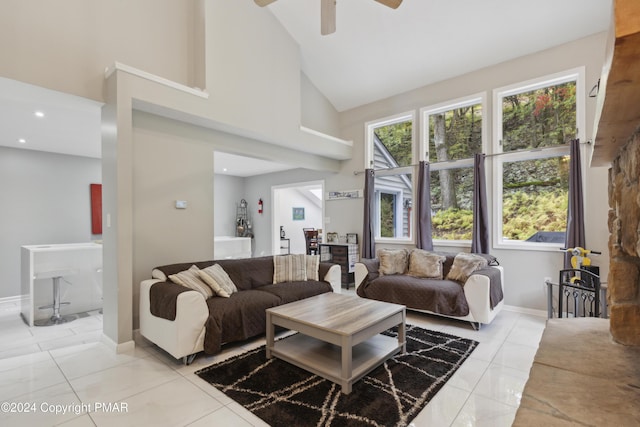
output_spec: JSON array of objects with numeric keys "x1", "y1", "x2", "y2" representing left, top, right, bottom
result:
[
  {"x1": 416, "y1": 161, "x2": 434, "y2": 250},
  {"x1": 564, "y1": 139, "x2": 585, "y2": 268},
  {"x1": 471, "y1": 153, "x2": 490, "y2": 254},
  {"x1": 362, "y1": 169, "x2": 376, "y2": 259}
]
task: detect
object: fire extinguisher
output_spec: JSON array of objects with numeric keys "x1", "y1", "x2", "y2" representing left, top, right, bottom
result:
[{"x1": 258, "y1": 198, "x2": 263, "y2": 214}]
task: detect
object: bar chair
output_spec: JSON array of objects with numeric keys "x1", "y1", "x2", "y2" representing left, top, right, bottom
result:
[
  {"x1": 304, "y1": 229, "x2": 319, "y2": 255},
  {"x1": 34, "y1": 269, "x2": 78, "y2": 326}
]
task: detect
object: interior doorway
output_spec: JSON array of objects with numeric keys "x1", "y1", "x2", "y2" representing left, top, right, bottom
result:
[
  {"x1": 0, "y1": 77, "x2": 104, "y2": 358},
  {"x1": 272, "y1": 180, "x2": 324, "y2": 255}
]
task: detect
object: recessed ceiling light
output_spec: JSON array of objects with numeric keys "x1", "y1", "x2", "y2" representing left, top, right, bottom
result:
[
  {"x1": 34, "y1": 111, "x2": 45, "y2": 118},
  {"x1": 223, "y1": 168, "x2": 228, "y2": 172},
  {"x1": 18, "y1": 138, "x2": 26, "y2": 144}
]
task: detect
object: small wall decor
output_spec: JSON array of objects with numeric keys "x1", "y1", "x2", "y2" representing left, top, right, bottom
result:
[
  {"x1": 326, "y1": 232, "x2": 339, "y2": 243},
  {"x1": 236, "y1": 199, "x2": 253, "y2": 237},
  {"x1": 292, "y1": 207, "x2": 305, "y2": 221},
  {"x1": 347, "y1": 233, "x2": 358, "y2": 244},
  {"x1": 327, "y1": 189, "x2": 363, "y2": 200},
  {"x1": 90, "y1": 183, "x2": 102, "y2": 235}
]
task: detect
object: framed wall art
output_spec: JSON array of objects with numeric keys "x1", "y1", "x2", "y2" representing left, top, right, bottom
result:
[
  {"x1": 326, "y1": 189, "x2": 363, "y2": 200},
  {"x1": 90, "y1": 183, "x2": 102, "y2": 235},
  {"x1": 292, "y1": 207, "x2": 305, "y2": 221}
]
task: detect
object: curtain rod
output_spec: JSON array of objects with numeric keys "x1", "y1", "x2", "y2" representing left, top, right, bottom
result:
[{"x1": 353, "y1": 140, "x2": 591, "y2": 176}]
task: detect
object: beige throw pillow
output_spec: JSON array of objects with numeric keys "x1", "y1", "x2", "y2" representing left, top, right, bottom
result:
[
  {"x1": 199, "y1": 264, "x2": 237, "y2": 298},
  {"x1": 446, "y1": 253, "x2": 488, "y2": 283},
  {"x1": 151, "y1": 268, "x2": 167, "y2": 281},
  {"x1": 273, "y1": 254, "x2": 307, "y2": 283},
  {"x1": 378, "y1": 249, "x2": 409, "y2": 275},
  {"x1": 408, "y1": 249, "x2": 447, "y2": 279},
  {"x1": 168, "y1": 265, "x2": 214, "y2": 299},
  {"x1": 306, "y1": 255, "x2": 320, "y2": 281}
]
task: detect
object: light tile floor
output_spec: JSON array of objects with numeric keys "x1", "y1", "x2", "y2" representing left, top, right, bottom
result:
[{"x1": 0, "y1": 295, "x2": 546, "y2": 427}]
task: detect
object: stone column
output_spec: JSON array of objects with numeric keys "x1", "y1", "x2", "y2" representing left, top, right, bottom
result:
[{"x1": 608, "y1": 131, "x2": 640, "y2": 345}]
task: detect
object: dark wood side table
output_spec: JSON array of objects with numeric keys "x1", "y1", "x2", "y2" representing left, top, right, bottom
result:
[{"x1": 318, "y1": 243, "x2": 359, "y2": 289}]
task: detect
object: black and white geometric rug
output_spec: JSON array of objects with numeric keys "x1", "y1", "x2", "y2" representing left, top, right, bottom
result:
[{"x1": 196, "y1": 325, "x2": 478, "y2": 427}]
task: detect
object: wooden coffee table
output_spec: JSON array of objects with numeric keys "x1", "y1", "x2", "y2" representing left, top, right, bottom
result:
[{"x1": 266, "y1": 293, "x2": 406, "y2": 394}]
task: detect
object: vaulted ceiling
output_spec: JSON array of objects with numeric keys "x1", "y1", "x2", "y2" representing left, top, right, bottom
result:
[{"x1": 267, "y1": 0, "x2": 611, "y2": 111}]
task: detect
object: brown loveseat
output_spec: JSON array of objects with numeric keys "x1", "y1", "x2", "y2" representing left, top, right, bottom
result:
[
  {"x1": 355, "y1": 250, "x2": 504, "y2": 329},
  {"x1": 139, "y1": 255, "x2": 341, "y2": 363}
]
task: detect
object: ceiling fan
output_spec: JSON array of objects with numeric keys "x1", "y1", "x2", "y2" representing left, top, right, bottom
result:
[{"x1": 254, "y1": 0, "x2": 402, "y2": 35}]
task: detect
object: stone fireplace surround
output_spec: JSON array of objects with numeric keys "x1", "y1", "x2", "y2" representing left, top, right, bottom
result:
[{"x1": 608, "y1": 127, "x2": 640, "y2": 346}]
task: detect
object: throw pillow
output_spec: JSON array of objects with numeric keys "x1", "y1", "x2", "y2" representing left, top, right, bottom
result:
[
  {"x1": 446, "y1": 253, "x2": 489, "y2": 283},
  {"x1": 199, "y1": 264, "x2": 238, "y2": 298},
  {"x1": 378, "y1": 249, "x2": 409, "y2": 275},
  {"x1": 273, "y1": 254, "x2": 307, "y2": 283},
  {"x1": 408, "y1": 249, "x2": 447, "y2": 279},
  {"x1": 168, "y1": 265, "x2": 214, "y2": 299},
  {"x1": 306, "y1": 255, "x2": 320, "y2": 281},
  {"x1": 151, "y1": 268, "x2": 167, "y2": 281}
]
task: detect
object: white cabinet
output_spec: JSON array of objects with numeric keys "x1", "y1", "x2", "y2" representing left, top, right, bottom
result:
[
  {"x1": 21, "y1": 243, "x2": 103, "y2": 326},
  {"x1": 214, "y1": 236, "x2": 252, "y2": 259}
]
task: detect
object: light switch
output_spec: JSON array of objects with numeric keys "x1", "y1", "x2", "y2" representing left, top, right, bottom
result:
[{"x1": 175, "y1": 200, "x2": 187, "y2": 209}]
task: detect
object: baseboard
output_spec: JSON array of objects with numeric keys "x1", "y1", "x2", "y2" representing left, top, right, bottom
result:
[
  {"x1": 100, "y1": 333, "x2": 136, "y2": 354},
  {"x1": 503, "y1": 304, "x2": 547, "y2": 318},
  {"x1": 0, "y1": 294, "x2": 26, "y2": 305}
]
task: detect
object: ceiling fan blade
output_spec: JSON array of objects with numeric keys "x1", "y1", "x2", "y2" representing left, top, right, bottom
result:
[
  {"x1": 254, "y1": 0, "x2": 277, "y2": 7},
  {"x1": 374, "y1": 0, "x2": 402, "y2": 9},
  {"x1": 321, "y1": 0, "x2": 336, "y2": 35}
]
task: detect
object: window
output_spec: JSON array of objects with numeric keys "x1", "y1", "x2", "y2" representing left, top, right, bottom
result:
[
  {"x1": 493, "y1": 69, "x2": 584, "y2": 248},
  {"x1": 366, "y1": 112, "x2": 415, "y2": 241},
  {"x1": 421, "y1": 95, "x2": 485, "y2": 243},
  {"x1": 375, "y1": 172, "x2": 413, "y2": 238}
]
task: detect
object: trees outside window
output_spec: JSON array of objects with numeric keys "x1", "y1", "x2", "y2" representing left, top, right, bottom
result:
[
  {"x1": 364, "y1": 69, "x2": 583, "y2": 249},
  {"x1": 494, "y1": 69, "x2": 583, "y2": 248},
  {"x1": 421, "y1": 95, "x2": 485, "y2": 242}
]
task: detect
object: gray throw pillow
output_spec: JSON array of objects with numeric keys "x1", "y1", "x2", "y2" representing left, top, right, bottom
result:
[
  {"x1": 408, "y1": 249, "x2": 447, "y2": 279},
  {"x1": 378, "y1": 249, "x2": 409, "y2": 275},
  {"x1": 446, "y1": 253, "x2": 488, "y2": 283}
]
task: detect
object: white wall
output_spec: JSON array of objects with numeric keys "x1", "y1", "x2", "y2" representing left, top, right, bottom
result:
[
  {"x1": 131, "y1": 113, "x2": 215, "y2": 329},
  {"x1": 333, "y1": 32, "x2": 610, "y2": 312},
  {"x1": 0, "y1": 147, "x2": 101, "y2": 298},
  {"x1": 205, "y1": 1, "x2": 301, "y2": 142},
  {"x1": 0, "y1": 0, "x2": 201, "y2": 102},
  {"x1": 301, "y1": 72, "x2": 340, "y2": 137}
]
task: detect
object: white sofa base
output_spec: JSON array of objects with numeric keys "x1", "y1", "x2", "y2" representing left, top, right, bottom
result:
[{"x1": 140, "y1": 278, "x2": 208, "y2": 361}]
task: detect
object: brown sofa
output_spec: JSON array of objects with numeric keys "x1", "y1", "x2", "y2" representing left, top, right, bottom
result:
[
  {"x1": 355, "y1": 251, "x2": 504, "y2": 328},
  {"x1": 139, "y1": 255, "x2": 341, "y2": 363}
]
